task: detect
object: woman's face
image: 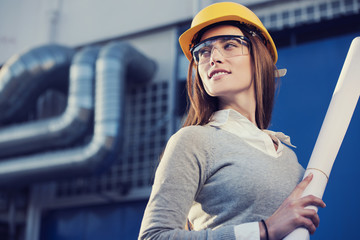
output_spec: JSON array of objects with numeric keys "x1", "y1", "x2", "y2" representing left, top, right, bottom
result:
[{"x1": 197, "y1": 25, "x2": 253, "y2": 104}]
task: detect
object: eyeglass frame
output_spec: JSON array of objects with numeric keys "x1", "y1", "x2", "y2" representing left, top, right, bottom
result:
[{"x1": 190, "y1": 34, "x2": 251, "y2": 65}]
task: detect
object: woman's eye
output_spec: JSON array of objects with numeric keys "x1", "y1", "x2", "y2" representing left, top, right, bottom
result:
[
  {"x1": 199, "y1": 48, "x2": 211, "y2": 57},
  {"x1": 223, "y1": 41, "x2": 239, "y2": 50}
]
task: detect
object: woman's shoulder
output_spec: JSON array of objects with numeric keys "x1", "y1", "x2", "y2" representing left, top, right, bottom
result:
[
  {"x1": 161, "y1": 125, "x2": 216, "y2": 172},
  {"x1": 164, "y1": 125, "x2": 216, "y2": 151},
  {"x1": 176, "y1": 124, "x2": 213, "y2": 134},
  {"x1": 171, "y1": 125, "x2": 215, "y2": 142}
]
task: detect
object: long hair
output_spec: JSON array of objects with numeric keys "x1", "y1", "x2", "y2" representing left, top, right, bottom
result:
[{"x1": 183, "y1": 22, "x2": 277, "y2": 129}]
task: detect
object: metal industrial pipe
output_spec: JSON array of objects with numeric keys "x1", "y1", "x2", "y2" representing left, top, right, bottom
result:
[
  {"x1": 0, "y1": 45, "x2": 74, "y2": 124},
  {"x1": 0, "y1": 45, "x2": 99, "y2": 158},
  {"x1": 0, "y1": 42, "x2": 156, "y2": 187}
]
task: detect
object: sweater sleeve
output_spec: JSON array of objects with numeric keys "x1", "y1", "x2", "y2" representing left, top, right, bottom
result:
[{"x1": 138, "y1": 126, "x2": 236, "y2": 240}]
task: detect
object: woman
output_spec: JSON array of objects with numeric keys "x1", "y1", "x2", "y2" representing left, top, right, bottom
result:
[{"x1": 139, "y1": 2, "x2": 325, "y2": 240}]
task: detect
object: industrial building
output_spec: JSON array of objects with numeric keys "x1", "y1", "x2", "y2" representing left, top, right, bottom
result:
[{"x1": 0, "y1": 0, "x2": 359, "y2": 239}]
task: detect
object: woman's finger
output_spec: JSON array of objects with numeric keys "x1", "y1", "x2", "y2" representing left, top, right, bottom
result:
[
  {"x1": 297, "y1": 194, "x2": 326, "y2": 208},
  {"x1": 302, "y1": 217, "x2": 317, "y2": 235},
  {"x1": 290, "y1": 173, "x2": 313, "y2": 198},
  {"x1": 299, "y1": 208, "x2": 320, "y2": 227},
  {"x1": 288, "y1": 210, "x2": 317, "y2": 235}
]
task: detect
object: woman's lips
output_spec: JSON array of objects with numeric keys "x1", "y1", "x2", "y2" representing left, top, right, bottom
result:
[{"x1": 208, "y1": 69, "x2": 230, "y2": 80}]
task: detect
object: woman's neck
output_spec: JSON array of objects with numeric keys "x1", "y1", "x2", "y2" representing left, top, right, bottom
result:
[
  {"x1": 219, "y1": 97, "x2": 257, "y2": 126},
  {"x1": 217, "y1": 79, "x2": 257, "y2": 126}
]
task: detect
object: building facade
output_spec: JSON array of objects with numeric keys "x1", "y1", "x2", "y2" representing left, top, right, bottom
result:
[{"x1": 0, "y1": 0, "x2": 359, "y2": 239}]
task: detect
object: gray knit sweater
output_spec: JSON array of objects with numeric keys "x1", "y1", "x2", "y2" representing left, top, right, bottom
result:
[{"x1": 139, "y1": 124, "x2": 304, "y2": 240}]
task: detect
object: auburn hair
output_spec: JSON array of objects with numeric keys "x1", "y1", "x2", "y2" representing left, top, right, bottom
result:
[{"x1": 182, "y1": 22, "x2": 277, "y2": 129}]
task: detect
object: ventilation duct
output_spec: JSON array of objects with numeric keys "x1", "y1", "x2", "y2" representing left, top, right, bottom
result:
[
  {"x1": 0, "y1": 46, "x2": 99, "y2": 158},
  {"x1": 0, "y1": 42, "x2": 156, "y2": 187},
  {"x1": 0, "y1": 45, "x2": 74, "y2": 124}
]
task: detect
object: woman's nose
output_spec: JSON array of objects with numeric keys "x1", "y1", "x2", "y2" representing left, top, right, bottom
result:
[{"x1": 210, "y1": 47, "x2": 224, "y2": 65}]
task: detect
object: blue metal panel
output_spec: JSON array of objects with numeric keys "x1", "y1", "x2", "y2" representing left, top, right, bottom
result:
[
  {"x1": 40, "y1": 200, "x2": 147, "y2": 240},
  {"x1": 273, "y1": 33, "x2": 360, "y2": 239},
  {"x1": 40, "y1": 210, "x2": 86, "y2": 240}
]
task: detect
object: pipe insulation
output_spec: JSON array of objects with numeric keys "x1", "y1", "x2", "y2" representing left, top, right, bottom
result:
[
  {"x1": 0, "y1": 46, "x2": 100, "y2": 158},
  {"x1": 0, "y1": 45, "x2": 74, "y2": 124},
  {"x1": 0, "y1": 42, "x2": 157, "y2": 187}
]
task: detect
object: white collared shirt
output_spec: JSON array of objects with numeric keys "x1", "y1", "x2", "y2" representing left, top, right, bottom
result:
[
  {"x1": 208, "y1": 109, "x2": 295, "y2": 158},
  {"x1": 208, "y1": 109, "x2": 295, "y2": 240}
]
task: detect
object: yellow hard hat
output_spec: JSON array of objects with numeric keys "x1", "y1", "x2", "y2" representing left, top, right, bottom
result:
[{"x1": 179, "y1": 2, "x2": 278, "y2": 63}]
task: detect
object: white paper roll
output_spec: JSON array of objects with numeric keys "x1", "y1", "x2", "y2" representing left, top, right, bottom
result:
[{"x1": 284, "y1": 36, "x2": 360, "y2": 240}]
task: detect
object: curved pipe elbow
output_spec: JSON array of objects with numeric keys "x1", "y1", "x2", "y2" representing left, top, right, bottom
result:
[
  {"x1": 0, "y1": 46, "x2": 100, "y2": 158},
  {"x1": 0, "y1": 42, "x2": 157, "y2": 186},
  {"x1": 0, "y1": 45, "x2": 74, "y2": 123}
]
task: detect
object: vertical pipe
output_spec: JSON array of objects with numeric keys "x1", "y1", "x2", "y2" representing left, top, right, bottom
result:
[
  {"x1": 192, "y1": 0, "x2": 201, "y2": 17},
  {"x1": 48, "y1": 0, "x2": 63, "y2": 43},
  {"x1": 8, "y1": 195, "x2": 15, "y2": 240}
]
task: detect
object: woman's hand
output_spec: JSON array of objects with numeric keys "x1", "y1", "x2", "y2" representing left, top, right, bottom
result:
[{"x1": 261, "y1": 173, "x2": 326, "y2": 240}]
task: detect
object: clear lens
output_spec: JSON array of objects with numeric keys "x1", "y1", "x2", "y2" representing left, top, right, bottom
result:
[{"x1": 191, "y1": 35, "x2": 250, "y2": 65}]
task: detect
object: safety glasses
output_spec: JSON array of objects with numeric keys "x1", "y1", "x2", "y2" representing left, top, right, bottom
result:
[{"x1": 190, "y1": 35, "x2": 251, "y2": 65}]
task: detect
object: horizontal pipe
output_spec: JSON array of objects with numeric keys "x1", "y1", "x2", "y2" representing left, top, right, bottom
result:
[
  {"x1": 0, "y1": 46, "x2": 100, "y2": 158},
  {"x1": 0, "y1": 42, "x2": 156, "y2": 187},
  {"x1": 0, "y1": 45, "x2": 74, "y2": 124}
]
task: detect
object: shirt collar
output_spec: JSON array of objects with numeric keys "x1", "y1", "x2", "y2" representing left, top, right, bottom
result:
[
  {"x1": 263, "y1": 130, "x2": 296, "y2": 148},
  {"x1": 209, "y1": 109, "x2": 253, "y2": 127},
  {"x1": 208, "y1": 109, "x2": 296, "y2": 153}
]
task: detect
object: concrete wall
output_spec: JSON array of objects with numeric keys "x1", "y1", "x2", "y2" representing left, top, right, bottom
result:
[
  {"x1": 0, "y1": 0, "x2": 275, "y2": 64},
  {"x1": 0, "y1": 0, "x2": 195, "y2": 64}
]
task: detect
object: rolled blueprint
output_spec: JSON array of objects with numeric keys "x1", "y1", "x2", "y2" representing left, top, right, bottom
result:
[{"x1": 284, "y1": 36, "x2": 360, "y2": 240}]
